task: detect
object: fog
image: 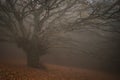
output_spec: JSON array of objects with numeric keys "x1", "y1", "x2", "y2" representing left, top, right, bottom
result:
[
  {"x1": 0, "y1": 29, "x2": 120, "y2": 74},
  {"x1": 0, "y1": 0, "x2": 120, "y2": 77}
]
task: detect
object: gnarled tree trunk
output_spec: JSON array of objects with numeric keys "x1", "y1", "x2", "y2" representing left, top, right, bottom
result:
[{"x1": 17, "y1": 38, "x2": 46, "y2": 69}]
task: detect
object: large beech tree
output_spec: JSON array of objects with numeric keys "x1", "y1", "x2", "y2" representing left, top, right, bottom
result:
[
  {"x1": 0, "y1": 0, "x2": 119, "y2": 68},
  {"x1": 0, "y1": 0, "x2": 79, "y2": 68}
]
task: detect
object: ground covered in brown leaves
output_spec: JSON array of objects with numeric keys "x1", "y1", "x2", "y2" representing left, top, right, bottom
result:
[{"x1": 0, "y1": 64, "x2": 120, "y2": 80}]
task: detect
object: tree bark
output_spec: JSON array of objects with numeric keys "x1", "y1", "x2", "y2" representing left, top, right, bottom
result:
[
  {"x1": 26, "y1": 52, "x2": 40, "y2": 68},
  {"x1": 26, "y1": 52, "x2": 46, "y2": 69},
  {"x1": 17, "y1": 38, "x2": 46, "y2": 69}
]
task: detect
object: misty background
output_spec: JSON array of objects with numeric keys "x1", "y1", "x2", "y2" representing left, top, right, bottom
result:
[
  {"x1": 0, "y1": 29, "x2": 120, "y2": 73},
  {"x1": 0, "y1": 0, "x2": 120, "y2": 74}
]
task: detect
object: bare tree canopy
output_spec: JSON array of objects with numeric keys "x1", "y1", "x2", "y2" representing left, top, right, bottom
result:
[{"x1": 0, "y1": 0, "x2": 119, "y2": 68}]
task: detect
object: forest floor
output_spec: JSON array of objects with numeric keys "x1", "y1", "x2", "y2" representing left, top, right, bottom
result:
[{"x1": 0, "y1": 63, "x2": 120, "y2": 80}]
